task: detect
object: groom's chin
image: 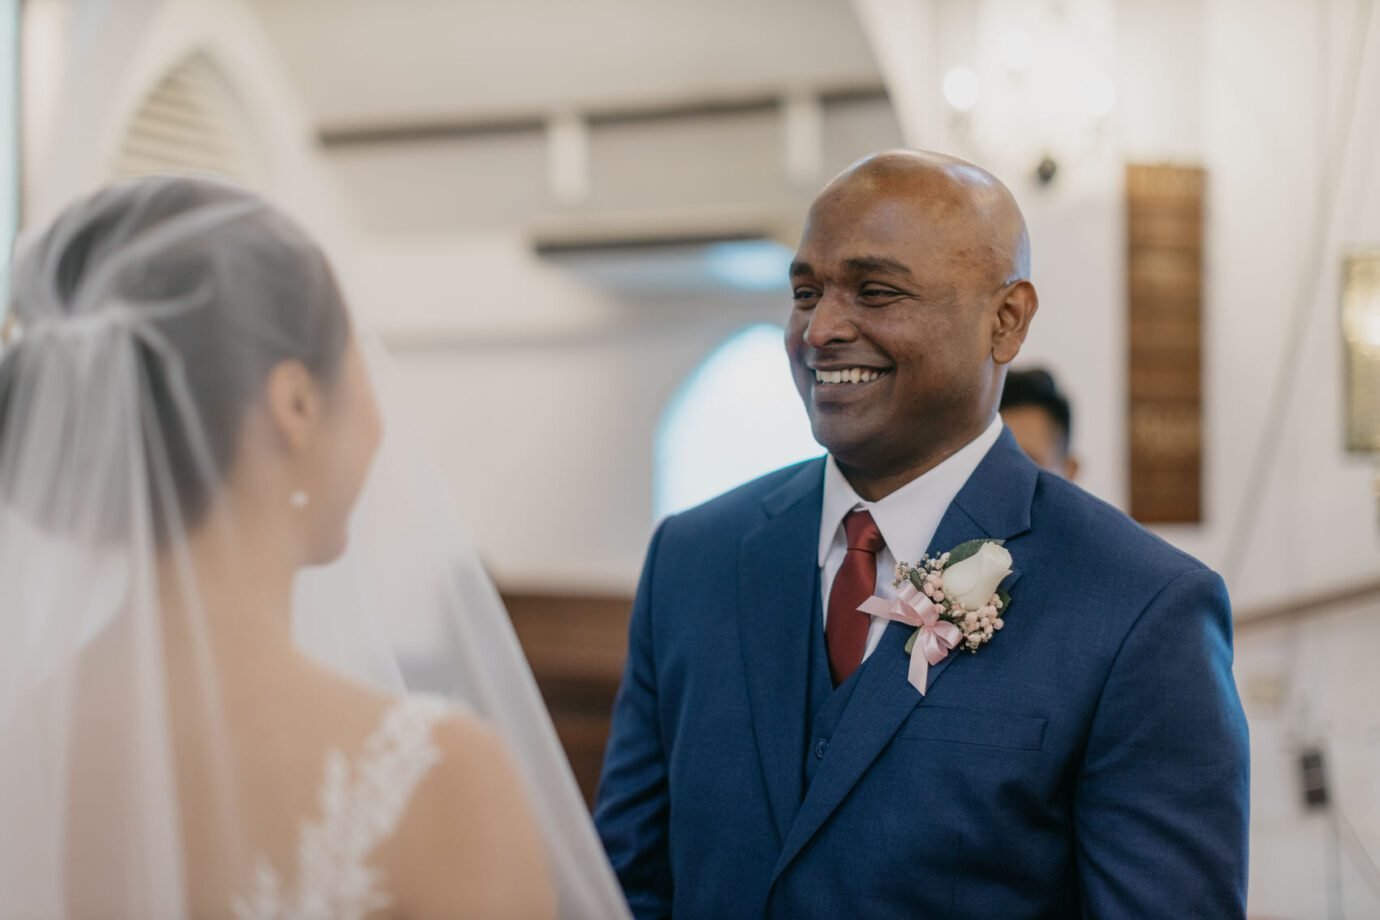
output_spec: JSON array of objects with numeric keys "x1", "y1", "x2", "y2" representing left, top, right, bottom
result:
[{"x1": 809, "y1": 417, "x2": 879, "y2": 464}]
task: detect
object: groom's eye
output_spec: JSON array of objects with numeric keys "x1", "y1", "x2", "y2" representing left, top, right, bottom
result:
[
  {"x1": 860, "y1": 286, "x2": 902, "y2": 301},
  {"x1": 793, "y1": 287, "x2": 820, "y2": 304}
]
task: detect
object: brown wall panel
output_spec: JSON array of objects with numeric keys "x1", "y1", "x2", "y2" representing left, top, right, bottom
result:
[
  {"x1": 1126, "y1": 163, "x2": 1205, "y2": 523},
  {"x1": 504, "y1": 591, "x2": 633, "y2": 806}
]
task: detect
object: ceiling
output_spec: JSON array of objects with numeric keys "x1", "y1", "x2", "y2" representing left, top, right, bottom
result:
[{"x1": 246, "y1": 0, "x2": 884, "y2": 128}]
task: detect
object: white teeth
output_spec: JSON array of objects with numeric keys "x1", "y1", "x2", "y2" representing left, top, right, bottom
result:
[{"x1": 814, "y1": 368, "x2": 886, "y2": 385}]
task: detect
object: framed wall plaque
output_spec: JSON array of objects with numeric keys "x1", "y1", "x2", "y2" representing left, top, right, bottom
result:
[
  {"x1": 1343, "y1": 251, "x2": 1380, "y2": 453},
  {"x1": 1126, "y1": 164, "x2": 1205, "y2": 524}
]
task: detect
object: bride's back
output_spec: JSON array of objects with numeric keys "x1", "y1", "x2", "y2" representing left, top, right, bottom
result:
[
  {"x1": 0, "y1": 176, "x2": 555, "y2": 919},
  {"x1": 62, "y1": 624, "x2": 552, "y2": 919},
  {"x1": 199, "y1": 657, "x2": 551, "y2": 919}
]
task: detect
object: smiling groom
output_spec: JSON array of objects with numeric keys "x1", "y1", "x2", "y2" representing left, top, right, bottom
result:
[{"x1": 595, "y1": 151, "x2": 1250, "y2": 919}]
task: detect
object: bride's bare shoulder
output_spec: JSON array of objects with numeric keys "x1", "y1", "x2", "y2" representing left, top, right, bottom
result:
[
  {"x1": 371, "y1": 705, "x2": 557, "y2": 920},
  {"x1": 287, "y1": 660, "x2": 555, "y2": 919}
]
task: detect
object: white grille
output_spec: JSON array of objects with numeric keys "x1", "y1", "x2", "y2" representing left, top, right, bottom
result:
[{"x1": 113, "y1": 53, "x2": 257, "y2": 183}]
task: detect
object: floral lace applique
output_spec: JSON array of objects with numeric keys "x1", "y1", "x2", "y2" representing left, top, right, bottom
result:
[{"x1": 232, "y1": 695, "x2": 452, "y2": 920}]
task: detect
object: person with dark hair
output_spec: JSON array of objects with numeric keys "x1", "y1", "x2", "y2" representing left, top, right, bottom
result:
[
  {"x1": 1000, "y1": 367, "x2": 1079, "y2": 480},
  {"x1": 0, "y1": 176, "x2": 630, "y2": 919}
]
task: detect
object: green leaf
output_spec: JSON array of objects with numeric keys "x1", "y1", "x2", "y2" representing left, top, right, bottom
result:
[
  {"x1": 997, "y1": 588, "x2": 1013, "y2": 614},
  {"x1": 907, "y1": 570, "x2": 927, "y2": 591},
  {"x1": 942, "y1": 538, "x2": 1005, "y2": 569},
  {"x1": 904, "y1": 628, "x2": 919, "y2": 655}
]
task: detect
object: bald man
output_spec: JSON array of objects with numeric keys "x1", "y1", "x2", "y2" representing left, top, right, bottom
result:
[{"x1": 596, "y1": 151, "x2": 1248, "y2": 919}]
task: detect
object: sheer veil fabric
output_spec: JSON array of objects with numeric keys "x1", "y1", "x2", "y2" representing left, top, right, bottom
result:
[{"x1": 0, "y1": 176, "x2": 630, "y2": 919}]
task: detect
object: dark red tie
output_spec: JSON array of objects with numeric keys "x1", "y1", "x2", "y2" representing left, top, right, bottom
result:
[{"x1": 826, "y1": 509, "x2": 885, "y2": 686}]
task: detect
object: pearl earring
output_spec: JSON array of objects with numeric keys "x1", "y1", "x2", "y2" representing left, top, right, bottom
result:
[{"x1": 290, "y1": 489, "x2": 310, "y2": 510}]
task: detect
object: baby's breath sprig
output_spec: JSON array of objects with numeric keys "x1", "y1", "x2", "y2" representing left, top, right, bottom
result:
[{"x1": 892, "y1": 543, "x2": 1008, "y2": 656}]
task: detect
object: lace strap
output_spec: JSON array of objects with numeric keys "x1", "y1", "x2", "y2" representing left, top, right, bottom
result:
[{"x1": 233, "y1": 694, "x2": 456, "y2": 920}]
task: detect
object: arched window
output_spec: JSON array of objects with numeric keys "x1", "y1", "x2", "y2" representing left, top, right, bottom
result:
[{"x1": 655, "y1": 323, "x2": 821, "y2": 518}]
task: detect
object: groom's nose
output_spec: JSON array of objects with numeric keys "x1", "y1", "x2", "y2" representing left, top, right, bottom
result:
[{"x1": 803, "y1": 291, "x2": 859, "y2": 349}]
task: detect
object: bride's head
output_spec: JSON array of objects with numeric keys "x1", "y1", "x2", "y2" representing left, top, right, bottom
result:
[{"x1": 0, "y1": 175, "x2": 381, "y2": 567}]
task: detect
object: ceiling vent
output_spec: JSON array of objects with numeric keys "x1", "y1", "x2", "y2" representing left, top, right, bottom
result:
[{"x1": 112, "y1": 53, "x2": 259, "y2": 184}]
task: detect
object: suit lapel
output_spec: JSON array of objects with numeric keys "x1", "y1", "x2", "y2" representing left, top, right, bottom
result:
[
  {"x1": 771, "y1": 430, "x2": 1039, "y2": 882},
  {"x1": 738, "y1": 459, "x2": 826, "y2": 844}
]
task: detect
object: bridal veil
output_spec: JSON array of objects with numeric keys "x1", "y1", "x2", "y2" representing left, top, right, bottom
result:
[{"x1": 0, "y1": 175, "x2": 630, "y2": 918}]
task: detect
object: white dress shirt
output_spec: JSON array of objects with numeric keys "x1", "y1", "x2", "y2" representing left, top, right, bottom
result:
[{"x1": 818, "y1": 416, "x2": 1004, "y2": 663}]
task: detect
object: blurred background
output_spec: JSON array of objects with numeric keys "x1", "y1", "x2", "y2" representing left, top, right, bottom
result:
[{"x1": 3, "y1": 1, "x2": 1380, "y2": 916}]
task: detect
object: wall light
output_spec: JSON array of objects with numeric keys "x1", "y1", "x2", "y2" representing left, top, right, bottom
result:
[
  {"x1": 943, "y1": 67, "x2": 981, "y2": 112},
  {"x1": 1343, "y1": 251, "x2": 1380, "y2": 452},
  {"x1": 928, "y1": 3, "x2": 1116, "y2": 189}
]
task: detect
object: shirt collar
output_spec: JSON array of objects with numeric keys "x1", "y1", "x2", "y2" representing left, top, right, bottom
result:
[{"x1": 818, "y1": 415, "x2": 1005, "y2": 567}]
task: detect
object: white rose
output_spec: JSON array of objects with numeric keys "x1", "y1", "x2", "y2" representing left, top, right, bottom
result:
[{"x1": 942, "y1": 543, "x2": 1012, "y2": 610}]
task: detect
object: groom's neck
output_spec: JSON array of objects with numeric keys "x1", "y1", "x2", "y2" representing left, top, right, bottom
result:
[{"x1": 834, "y1": 420, "x2": 988, "y2": 502}]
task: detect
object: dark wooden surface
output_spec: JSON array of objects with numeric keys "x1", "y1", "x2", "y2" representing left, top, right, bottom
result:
[
  {"x1": 1126, "y1": 163, "x2": 1206, "y2": 524},
  {"x1": 502, "y1": 591, "x2": 633, "y2": 806}
]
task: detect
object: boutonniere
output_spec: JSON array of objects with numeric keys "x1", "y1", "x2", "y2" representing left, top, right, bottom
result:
[{"x1": 858, "y1": 539, "x2": 1014, "y2": 694}]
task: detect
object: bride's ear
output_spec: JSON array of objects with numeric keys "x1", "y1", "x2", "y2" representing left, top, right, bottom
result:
[{"x1": 265, "y1": 360, "x2": 322, "y2": 454}]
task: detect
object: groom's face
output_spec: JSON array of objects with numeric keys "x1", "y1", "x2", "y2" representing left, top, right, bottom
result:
[{"x1": 786, "y1": 179, "x2": 998, "y2": 470}]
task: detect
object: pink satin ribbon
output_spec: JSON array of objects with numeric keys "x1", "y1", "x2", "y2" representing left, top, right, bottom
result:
[{"x1": 858, "y1": 582, "x2": 962, "y2": 694}]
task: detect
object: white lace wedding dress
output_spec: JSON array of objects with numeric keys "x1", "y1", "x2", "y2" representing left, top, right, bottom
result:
[{"x1": 231, "y1": 695, "x2": 453, "y2": 920}]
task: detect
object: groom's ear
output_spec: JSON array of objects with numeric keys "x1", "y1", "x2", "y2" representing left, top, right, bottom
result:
[
  {"x1": 992, "y1": 280, "x2": 1038, "y2": 365},
  {"x1": 265, "y1": 359, "x2": 323, "y2": 454}
]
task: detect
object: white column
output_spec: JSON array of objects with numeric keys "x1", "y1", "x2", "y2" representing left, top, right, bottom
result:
[
  {"x1": 547, "y1": 111, "x2": 590, "y2": 207},
  {"x1": 782, "y1": 90, "x2": 824, "y2": 189}
]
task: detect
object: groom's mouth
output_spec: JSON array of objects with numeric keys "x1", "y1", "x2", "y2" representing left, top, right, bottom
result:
[
  {"x1": 805, "y1": 366, "x2": 894, "y2": 388},
  {"x1": 809, "y1": 366, "x2": 894, "y2": 404},
  {"x1": 813, "y1": 367, "x2": 892, "y2": 385}
]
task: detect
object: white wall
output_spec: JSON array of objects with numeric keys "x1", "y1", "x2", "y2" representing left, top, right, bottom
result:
[
  {"x1": 1162, "y1": 0, "x2": 1380, "y2": 605},
  {"x1": 1200, "y1": 5, "x2": 1380, "y2": 913},
  {"x1": 342, "y1": 227, "x2": 792, "y2": 589},
  {"x1": 1238, "y1": 597, "x2": 1380, "y2": 918},
  {"x1": 388, "y1": 317, "x2": 760, "y2": 590},
  {"x1": 858, "y1": 0, "x2": 1380, "y2": 611},
  {"x1": 332, "y1": 0, "x2": 1380, "y2": 613},
  {"x1": 38, "y1": 0, "x2": 1378, "y2": 603},
  {"x1": 335, "y1": 97, "x2": 903, "y2": 590}
]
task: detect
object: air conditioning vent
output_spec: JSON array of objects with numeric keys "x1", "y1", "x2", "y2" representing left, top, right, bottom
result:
[{"x1": 113, "y1": 53, "x2": 257, "y2": 184}]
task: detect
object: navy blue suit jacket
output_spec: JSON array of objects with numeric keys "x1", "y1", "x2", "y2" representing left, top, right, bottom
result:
[{"x1": 595, "y1": 430, "x2": 1249, "y2": 918}]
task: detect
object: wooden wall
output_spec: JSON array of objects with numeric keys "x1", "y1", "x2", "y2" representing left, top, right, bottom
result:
[
  {"x1": 503, "y1": 591, "x2": 633, "y2": 805},
  {"x1": 1126, "y1": 163, "x2": 1206, "y2": 524}
]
